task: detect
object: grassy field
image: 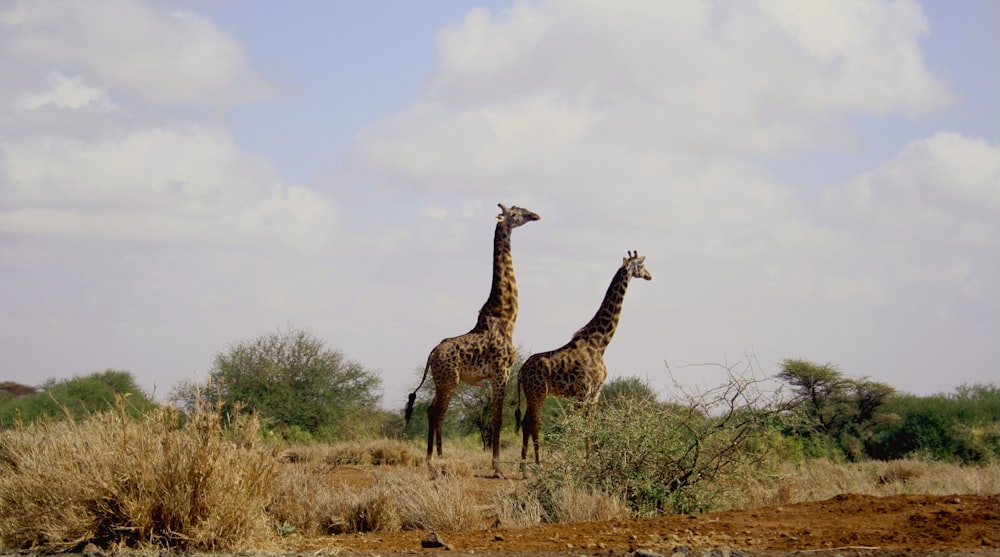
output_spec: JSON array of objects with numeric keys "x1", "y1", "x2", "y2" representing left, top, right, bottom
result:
[{"x1": 1, "y1": 401, "x2": 996, "y2": 551}]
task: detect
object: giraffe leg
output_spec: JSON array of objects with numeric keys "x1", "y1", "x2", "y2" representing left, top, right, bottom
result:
[
  {"x1": 580, "y1": 398, "x2": 599, "y2": 455},
  {"x1": 518, "y1": 408, "x2": 535, "y2": 466},
  {"x1": 425, "y1": 400, "x2": 439, "y2": 462},
  {"x1": 488, "y1": 376, "x2": 508, "y2": 479},
  {"x1": 518, "y1": 389, "x2": 530, "y2": 472},
  {"x1": 519, "y1": 389, "x2": 545, "y2": 468},
  {"x1": 426, "y1": 390, "x2": 453, "y2": 462},
  {"x1": 529, "y1": 403, "x2": 542, "y2": 465}
]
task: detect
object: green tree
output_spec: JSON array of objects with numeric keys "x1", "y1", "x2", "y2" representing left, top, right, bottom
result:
[
  {"x1": 172, "y1": 327, "x2": 382, "y2": 442},
  {"x1": 777, "y1": 359, "x2": 851, "y2": 435},
  {"x1": 0, "y1": 370, "x2": 156, "y2": 428},
  {"x1": 873, "y1": 383, "x2": 1000, "y2": 463},
  {"x1": 777, "y1": 359, "x2": 896, "y2": 461}
]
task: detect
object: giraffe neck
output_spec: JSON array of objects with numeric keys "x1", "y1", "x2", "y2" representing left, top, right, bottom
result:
[
  {"x1": 474, "y1": 222, "x2": 518, "y2": 338},
  {"x1": 571, "y1": 266, "x2": 631, "y2": 351}
]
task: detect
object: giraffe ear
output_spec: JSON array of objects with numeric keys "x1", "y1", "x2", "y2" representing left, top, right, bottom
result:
[{"x1": 497, "y1": 203, "x2": 508, "y2": 222}]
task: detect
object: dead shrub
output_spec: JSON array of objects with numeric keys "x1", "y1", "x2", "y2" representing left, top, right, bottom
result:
[
  {"x1": 335, "y1": 489, "x2": 402, "y2": 533},
  {"x1": 493, "y1": 473, "x2": 630, "y2": 526},
  {"x1": 491, "y1": 487, "x2": 545, "y2": 528},
  {"x1": 552, "y1": 484, "x2": 631, "y2": 523},
  {"x1": 735, "y1": 457, "x2": 999, "y2": 509},
  {"x1": 386, "y1": 468, "x2": 487, "y2": 531},
  {"x1": 313, "y1": 439, "x2": 421, "y2": 467},
  {"x1": 878, "y1": 459, "x2": 928, "y2": 485},
  {"x1": 268, "y1": 461, "x2": 345, "y2": 537}
]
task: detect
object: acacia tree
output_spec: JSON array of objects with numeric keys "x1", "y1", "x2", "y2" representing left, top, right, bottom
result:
[
  {"x1": 777, "y1": 358, "x2": 895, "y2": 460},
  {"x1": 171, "y1": 328, "x2": 382, "y2": 441}
]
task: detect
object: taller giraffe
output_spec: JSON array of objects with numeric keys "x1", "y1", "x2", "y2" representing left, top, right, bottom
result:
[
  {"x1": 405, "y1": 203, "x2": 540, "y2": 478},
  {"x1": 515, "y1": 250, "x2": 651, "y2": 466}
]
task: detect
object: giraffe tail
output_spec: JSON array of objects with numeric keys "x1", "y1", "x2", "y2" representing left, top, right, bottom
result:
[
  {"x1": 404, "y1": 362, "x2": 431, "y2": 426},
  {"x1": 513, "y1": 377, "x2": 523, "y2": 433}
]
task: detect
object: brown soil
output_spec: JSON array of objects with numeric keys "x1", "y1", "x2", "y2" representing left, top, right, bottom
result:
[{"x1": 295, "y1": 466, "x2": 999, "y2": 557}]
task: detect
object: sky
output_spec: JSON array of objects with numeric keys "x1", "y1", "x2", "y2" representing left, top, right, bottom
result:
[{"x1": 1, "y1": 0, "x2": 997, "y2": 409}]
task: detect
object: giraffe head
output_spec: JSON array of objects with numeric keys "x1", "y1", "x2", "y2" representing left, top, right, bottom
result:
[
  {"x1": 623, "y1": 250, "x2": 653, "y2": 281},
  {"x1": 497, "y1": 203, "x2": 540, "y2": 229}
]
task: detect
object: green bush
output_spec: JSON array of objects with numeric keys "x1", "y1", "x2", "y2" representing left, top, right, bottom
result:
[
  {"x1": 872, "y1": 383, "x2": 1000, "y2": 463},
  {"x1": 527, "y1": 374, "x2": 781, "y2": 517},
  {"x1": 0, "y1": 370, "x2": 156, "y2": 429},
  {"x1": 171, "y1": 327, "x2": 382, "y2": 442}
]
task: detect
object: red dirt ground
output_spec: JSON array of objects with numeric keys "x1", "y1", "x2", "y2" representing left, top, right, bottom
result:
[{"x1": 295, "y1": 466, "x2": 999, "y2": 556}]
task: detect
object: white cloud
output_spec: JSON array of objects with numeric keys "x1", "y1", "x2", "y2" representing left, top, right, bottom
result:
[
  {"x1": 824, "y1": 132, "x2": 1000, "y2": 248},
  {"x1": 0, "y1": 124, "x2": 337, "y2": 254},
  {"x1": 755, "y1": 0, "x2": 952, "y2": 114},
  {"x1": 342, "y1": 0, "x2": 992, "y2": 401},
  {"x1": 15, "y1": 71, "x2": 116, "y2": 112},
  {"x1": 0, "y1": 0, "x2": 332, "y2": 256},
  {"x1": 353, "y1": 0, "x2": 955, "y2": 188},
  {"x1": 0, "y1": 0, "x2": 993, "y2": 405},
  {"x1": 0, "y1": 0, "x2": 280, "y2": 106}
]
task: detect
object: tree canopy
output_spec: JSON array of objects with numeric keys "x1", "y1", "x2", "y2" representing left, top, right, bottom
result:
[{"x1": 171, "y1": 327, "x2": 382, "y2": 442}]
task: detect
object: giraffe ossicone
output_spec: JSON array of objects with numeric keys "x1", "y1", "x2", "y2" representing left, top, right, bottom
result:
[
  {"x1": 405, "y1": 203, "x2": 540, "y2": 479},
  {"x1": 515, "y1": 250, "x2": 652, "y2": 469}
]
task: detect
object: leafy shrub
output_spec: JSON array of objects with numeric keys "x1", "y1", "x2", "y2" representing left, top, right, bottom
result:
[
  {"x1": 524, "y1": 365, "x2": 781, "y2": 516},
  {"x1": 873, "y1": 384, "x2": 1000, "y2": 464},
  {"x1": 172, "y1": 327, "x2": 382, "y2": 443}
]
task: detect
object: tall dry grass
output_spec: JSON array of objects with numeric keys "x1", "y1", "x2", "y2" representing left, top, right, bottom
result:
[
  {"x1": 278, "y1": 437, "x2": 422, "y2": 467},
  {"x1": 0, "y1": 398, "x2": 276, "y2": 551},
  {"x1": 492, "y1": 481, "x2": 631, "y2": 527},
  {"x1": 268, "y1": 441, "x2": 497, "y2": 536},
  {"x1": 3, "y1": 405, "x2": 997, "y2": 552},
  {"x1": 735, "y1": 458, "x2": 1000, "y2": 509}
]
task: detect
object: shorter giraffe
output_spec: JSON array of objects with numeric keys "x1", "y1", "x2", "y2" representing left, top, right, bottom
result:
[{"x1": 515, "y1": 250, "x2": 652, "y2": 466}]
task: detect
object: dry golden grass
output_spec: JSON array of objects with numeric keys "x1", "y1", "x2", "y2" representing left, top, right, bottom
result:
[
  {"x1": 490, "y1": 482, "x2": 631, "y2": 527},
  {"x1": 551, "y1": 484, "x2": 631, "y2": 523},
  {"x1": 3, "y1": 408, "x2": 997, "y2": 552},
  {"x1": 269, "y1": 444, "x2": 497, "y2": 536},
  {"x1": 362, "y1": 468, "x2": 487, "y2": 531},
  {"x1": 736, "y1": 458, "x2": 1000, "y2": 509},
  {"x1": 267, "y1": 458, "x2": 345, "y2": 537},
  {"x1": 0, "y1": 398, "x2": 275, "y2": 551},
  {"x1": 279, "y1": 438, "x2": 422, "y2": 467},
  {"x1": 491, "y1": 487, "x2": 546, "y2": 528}
]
